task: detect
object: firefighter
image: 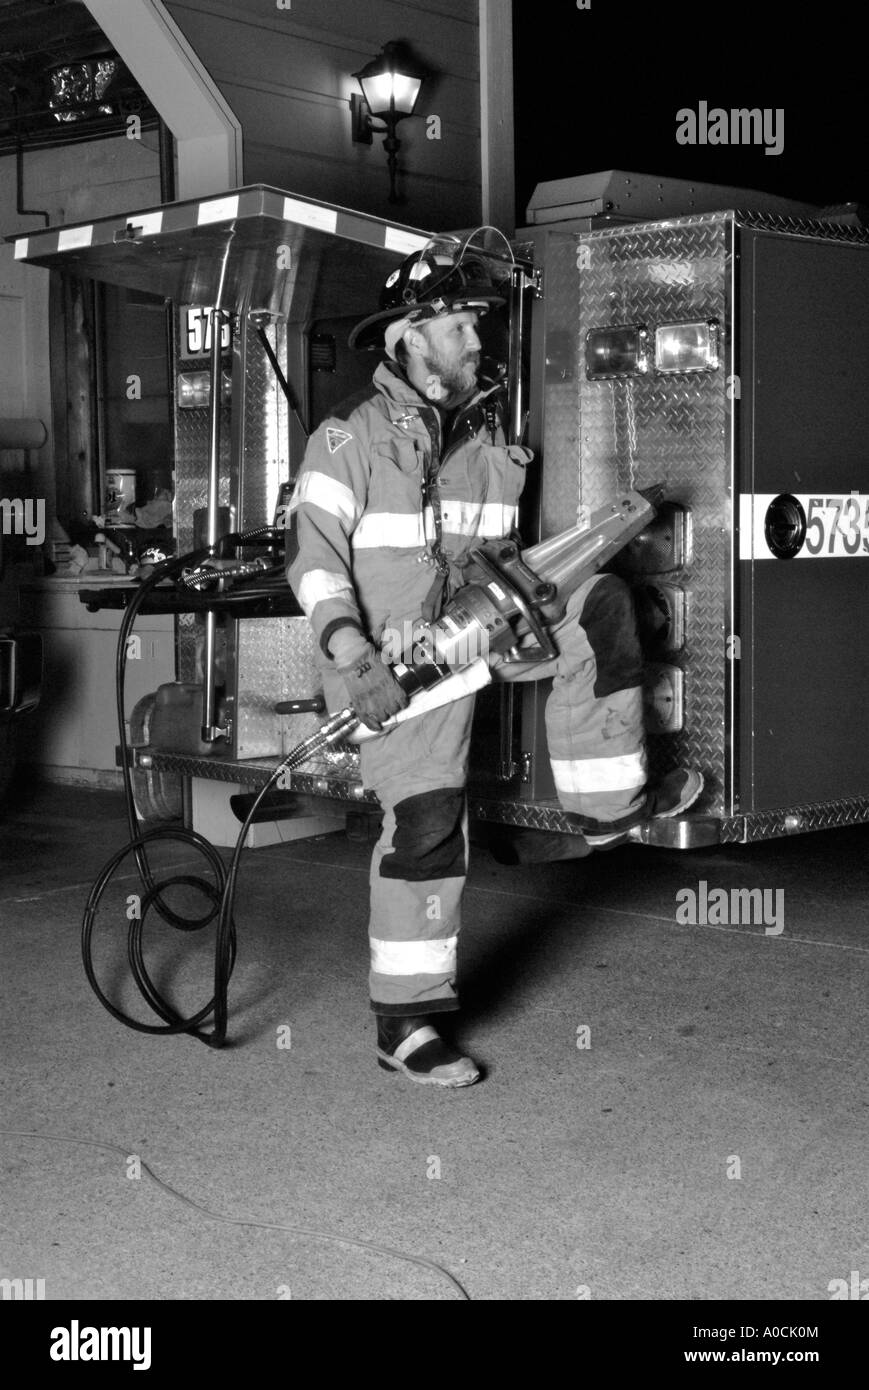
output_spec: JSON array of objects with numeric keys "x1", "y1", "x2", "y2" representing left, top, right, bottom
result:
[{"x1": 288, "y1": 240, "x2": 702, "y2": 1088}]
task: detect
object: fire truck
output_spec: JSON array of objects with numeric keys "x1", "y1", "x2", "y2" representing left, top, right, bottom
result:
[{"x1": 12, "y1": 169, "x2": 869, "y2": 849}]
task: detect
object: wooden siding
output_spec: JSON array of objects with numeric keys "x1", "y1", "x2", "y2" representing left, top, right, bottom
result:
[{"x1": 164, "y1": 0, "x2": 482, "y2": 229}]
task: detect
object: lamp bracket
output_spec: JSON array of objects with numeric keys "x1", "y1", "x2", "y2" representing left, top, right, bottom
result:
[{"x1": 351, "y1": 92, "x2": 389, "y2": 145}]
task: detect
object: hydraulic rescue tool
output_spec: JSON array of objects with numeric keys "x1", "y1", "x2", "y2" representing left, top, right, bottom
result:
[
  {"x1": 82, "y1": 486, "x2": 661, "y2": 1046},
  {"x1": 297, "y1": 485, "x2": 663, "y2": 755}
]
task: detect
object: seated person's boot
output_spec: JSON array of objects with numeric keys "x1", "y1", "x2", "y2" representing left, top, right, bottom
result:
[{"x1": 491, "y1": 768, "x2": 705, "y2": 860}]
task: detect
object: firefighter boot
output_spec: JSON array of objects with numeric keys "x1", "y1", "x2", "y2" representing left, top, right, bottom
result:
[
  {"x1": 584, "y1": 767, "x2": 704, "y2": 848},
  {"x1": 645, "y1": 767, "x2": 704, "y2": 818},
  {"x1": 493, "y1": 767, "x2": 705, "y2": 860},
  {"x1": 376, "y1": 1014, "x2": 481, "y2": 1088}
]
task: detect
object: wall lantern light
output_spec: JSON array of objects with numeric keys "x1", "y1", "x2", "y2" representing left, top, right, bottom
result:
[{"x1": 350, "y1": 41, "x2": 426, "y2": 204}]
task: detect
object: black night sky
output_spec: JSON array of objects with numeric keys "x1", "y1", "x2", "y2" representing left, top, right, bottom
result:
[{"x1": 512, "y1": 0, "x2": 867, "y2": 225}]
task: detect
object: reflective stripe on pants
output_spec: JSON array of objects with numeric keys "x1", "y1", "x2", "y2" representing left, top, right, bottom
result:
[
  {"x1": 492, "y1": 573, "x2": 648, "y2": 828},
  {"x1": 547, "y1": 573, "x2": 647, "y2": 826}
]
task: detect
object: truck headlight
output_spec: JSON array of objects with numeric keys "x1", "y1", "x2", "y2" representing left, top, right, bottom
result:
[
  {"x1": 654, "y1": 320, "x2": 719, "y2": 374},
  {"x1": 585, "y1": 325, "x2": 650, "y2": 379}
]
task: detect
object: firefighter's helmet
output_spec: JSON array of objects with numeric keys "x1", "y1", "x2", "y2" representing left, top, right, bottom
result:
[{"x1": 349, "y1": 239, "x2": 506, "y2": 352}]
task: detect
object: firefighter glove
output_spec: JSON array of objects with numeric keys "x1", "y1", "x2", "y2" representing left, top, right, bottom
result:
[{"x1": 332, "y1": 635, "x2": 409, "y2": 730}]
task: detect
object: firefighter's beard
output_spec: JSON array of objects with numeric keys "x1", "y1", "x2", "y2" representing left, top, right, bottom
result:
[{"x1": 420, "y1": 345, "x2": 480, "y2": 407}]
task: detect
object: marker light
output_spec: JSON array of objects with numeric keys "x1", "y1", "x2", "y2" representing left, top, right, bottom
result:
[
  {"x1": 654, "y1": 320, "x2": 720, "y2": 374},
  {"x1": 178, "y1": 371, "x2": 232, "y2": 408},
  {"x1": 585, "y1": 325, "x2": 650, "y2": 379}
]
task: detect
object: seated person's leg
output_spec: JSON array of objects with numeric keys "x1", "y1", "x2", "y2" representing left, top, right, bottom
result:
[
  {"x1": 487, "y1": 573, "x2": 703, "y2": 862},
  {"x1": 546, "y1": 573, "x2": 647, "y2": 833}
]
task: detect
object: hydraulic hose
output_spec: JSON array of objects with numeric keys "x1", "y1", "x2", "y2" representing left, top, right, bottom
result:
[{"x1": 81, "y1": 533, "x2": 312, "y2": 1048}]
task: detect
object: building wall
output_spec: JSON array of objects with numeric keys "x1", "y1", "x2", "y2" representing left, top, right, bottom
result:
[{"x1": 164, "y1": 0, "x2": 481, "y2": 229}]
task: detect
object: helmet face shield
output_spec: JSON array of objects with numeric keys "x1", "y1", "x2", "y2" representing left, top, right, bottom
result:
[{"x1": 349, "y1": 238, "x2": 508, "y2": 351}]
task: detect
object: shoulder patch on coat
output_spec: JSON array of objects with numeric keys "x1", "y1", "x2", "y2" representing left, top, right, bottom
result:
[{"x1": 326, "y1": 427, "x2": 353, "y2": 454}]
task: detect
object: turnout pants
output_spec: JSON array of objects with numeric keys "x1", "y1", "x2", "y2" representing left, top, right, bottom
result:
[{"x1": 357, "y1": 572, "x2": 647, "y2": 1015}]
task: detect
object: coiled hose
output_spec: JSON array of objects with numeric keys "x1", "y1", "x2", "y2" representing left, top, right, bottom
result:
[{"x1": 81, "y1": 532, "x2": 314, "y2": 1047}]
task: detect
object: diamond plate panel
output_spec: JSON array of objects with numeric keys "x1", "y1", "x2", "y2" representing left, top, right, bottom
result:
[
  {"x1": 719, "y1": 795, "x2": 869, "y2": 843},
  {"x1": 172, "y1": 313, "x2": 297, "y2": 742},
  {"x1": 176, "y1": 611, "x2": 197, "y2": 684},
  {"x1": 539, "y1": 214, "x2": 733, "y2": 815},
  {"x1": 734, "y1": 210, "x2": 869, "y2": 244},
  {"x1": 236, "y1": 617, "x2": 301, "y2": 758},
  {"x1": 538, "y1": 231, "x2": 583, "y2": 535},
  {"x1": 224, "y1": 313, "x2": 292, "y2": 756},
  {"x1": 469, "y1": 797, "x2": 720, "y2": 846},
  {"x1": 172, "y1": 321, "x2": 233, "y2": 685},
  {"x1": 287, "y1": 769, "x2": 371, "y2": 800},
  {"x1": 469, "y1": 797, "x2": 585, "y2": 833},
  {"x1": 146, "y1": 749, "x2": 372, "y2": 803},
  {"x1": 172, "y1": 371, "x2": 233, "y2": 558},
  {"x1": 233, "y1": 318, "x2": 290, "y2": 537},
  {"x1": 148, "y1": 751, "x2": 286, "y2": 785},
  {"x1": 472, "y1": 791, "x2": 869, "y2": 843},
  {"x1": 235, "y1": 615, "x2": 360, "y2": 787},
  {"x1": 168, "y1": 305, "x2": 359, "y2": 779}
]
